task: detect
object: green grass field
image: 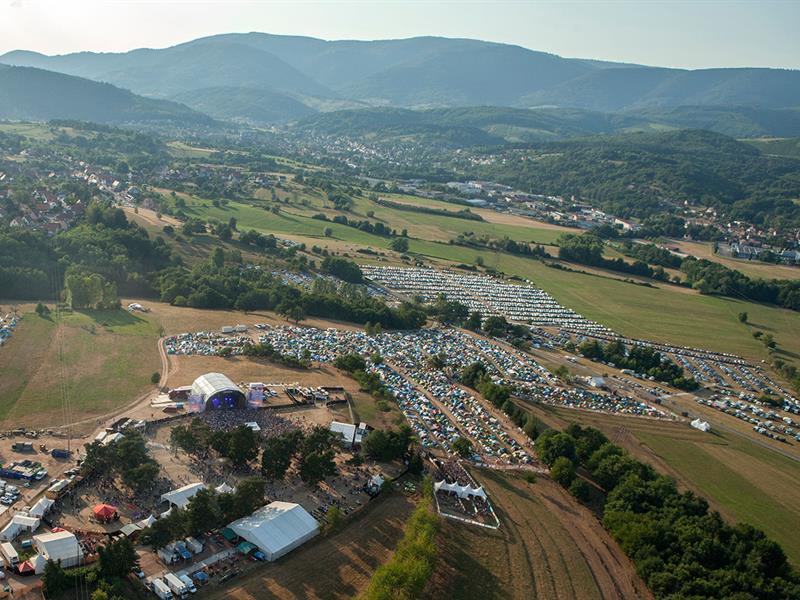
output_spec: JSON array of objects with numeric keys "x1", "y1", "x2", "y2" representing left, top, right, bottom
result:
[
  {"x1": 636, "y1": 430, "x2": 800, "y2": 564},
  {"x1": 0, "y1": 309, "x2": 160, "y2": 431}
]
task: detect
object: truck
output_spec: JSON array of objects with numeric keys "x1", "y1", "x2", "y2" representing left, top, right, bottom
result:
[
  {"x1": 50, "y1": 449, "x2": 71, "y2": 459},
  {"x1": 150, "y1": 578, "x2": 173, "y2": 600},
  {"x1": 0, "y1": 543, "x2": 18, "y2": 568},
  {"x1": 164, "y1": 573, "x2": 188, "y2": 598},
  {"x1": 178, "y1": 574, "x2": 197, "y2": 594},
  {"x1": 184, "y1": 537, "x2": 203, "y2": 554},
  {"x1": 10, "y1": 443, "x2": 33, "y2": 453}
]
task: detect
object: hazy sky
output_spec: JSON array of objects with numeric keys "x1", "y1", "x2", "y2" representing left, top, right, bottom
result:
[{"x1": 1, "y1": 0, "x2": 798, "y2": 70}]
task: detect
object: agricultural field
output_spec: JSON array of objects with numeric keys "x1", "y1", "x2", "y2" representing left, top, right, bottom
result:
[
  {"x1": 0, "y1": 307, "x2": 160, "y2": 432},
  {"x1": 527, "y1": 404, "x2": 800, "y2": 566},
  {"x1": 424, "y1": 469, "x2": 651, "y2": 600}
]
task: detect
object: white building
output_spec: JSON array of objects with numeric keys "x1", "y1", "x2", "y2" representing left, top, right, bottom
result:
[
  {"x1": 228, "y1": 501, "x2": 319, "y2": 561},
  {"x1": 33, "y1": 530, "x2": 84, "y2": 572}
]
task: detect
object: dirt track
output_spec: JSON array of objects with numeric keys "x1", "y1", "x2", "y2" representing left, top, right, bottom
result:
[
  {"x1": 425, "y1": 469, "x2": 651, "y2": 600},
  {"x1": 204, "y1": 492, "x2": 416, "y2": 600}
]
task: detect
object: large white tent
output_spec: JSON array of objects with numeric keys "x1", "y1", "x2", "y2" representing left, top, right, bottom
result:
[
  {"x1": 0, "y1": 514, "x2": 41, "y2": 541},
  {"x1": 228, "y1": 501, "x2": 319, "y2": 561},
  {"x1": 33, "y1": 530, "x2": 83, "y2": 570},
  {"x1": 161, "y1": 482, "x2": 206, "y2": 509},
  {"x1": 434, "y1": 480, "x2": 488, "y2": 500},
  {"x1": 29, "y1": 497, "x2": 55, "y2": 518}
]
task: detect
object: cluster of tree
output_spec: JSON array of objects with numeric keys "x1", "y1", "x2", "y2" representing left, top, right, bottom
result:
[
  {"x1": 618, "y1": 240, "x2": 683, "y2": 269},
  {"x1": 361, "y1": 425, "x2": 413, "y2": 462},
  {"x1": 82, "y1": 432, "x2": 160, "y2": 492},
  {"x1": 0, "y1": 203, "x2": 172, "y2": 301},
  {"x1": 360, "y1": 479, "x2": 438, "y2": 600},
  {"x1": 452, "y1": 232, "x2": 549, "y2": 259},
  {"x1": 374, "y1": 197, "x2": 483, "y2": 221},
  {"x1": 320, "y1": 256, "x2": 364, "y2": 283},
  {"x1": 535, "y1": 424, "x2": 800, "y2": 599},
  {"x1": 578, "y1": 339, "x2": 698, "y2": 390},
  {"x1": 170, "y1": 420, "x2": 259, "y2": 469},
  {"x1": 312, "y1": 212, "x2": 395, "y2": 237},
  {"x1": 141, "y1": 477, "x2": 266, "y2": 549},
  {"x1": 636, "y1": 214, "x2": 722, "y2": 241},
  {"x1": 557, "y1": 233, "x2": 671, "y2": 281},
  {"x1": 460, "y1": 362, "x2": 513, "y2": 407},
  {"x1": 427, "y1": 294, "x2": 469, "y2": 325},
  {"x1": 334, "y1": 353, "x2": 395, "y2": 402},
  {"x1": 240, "y1": 341, "x2": 309, "y2": 369},
  {"x1": 681, "y1": 258, "x2": 800, "y2": 311},
  {"x1": 42, "y1": 537, "x2": 138, "y2": 600},
  {"x1": 158, "y1": 262, "x2": 426, "y2": 329}
]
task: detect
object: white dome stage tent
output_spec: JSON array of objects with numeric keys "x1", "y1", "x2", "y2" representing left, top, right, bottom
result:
[
  {"x1": 188, "y1": 373, "x2": 247, "y2": 412},
  {"x1": 228, "y1": 501, "x2": 319, "y2": 561}
]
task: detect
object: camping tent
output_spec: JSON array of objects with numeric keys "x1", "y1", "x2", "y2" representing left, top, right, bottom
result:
[
  {"x1": 161, "y1": 482, "x2": 206, "y2": 509},
  {"x1": 33, "y1": 530, "x2": 83, "y2": 570},
  {"x1": 228, "y1": 502, "x2": 319, "y2": 561},
  {"x1": 434, "y1": 480, "x2": 488, "y2": 500},
  {"x1": 93, "y1": 504, "x2": 118, "y2": 522}
]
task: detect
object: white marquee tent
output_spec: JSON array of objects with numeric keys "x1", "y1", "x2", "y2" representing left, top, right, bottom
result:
[
  {"x1": 0, "y1": 514, "x2": 41, "y2": 541},
  {"x1": 161, "y1": 482, "x2": 206, "y2": 509},
  {"x1": 434, "y1": 480, "x2": 488, "y2": 500},
  {"x1": 33, "y1": 530, "x2": 83, "y2": 570},
  {"x1": 228, "y1": 501, "x2": 319, "y2": 561}
]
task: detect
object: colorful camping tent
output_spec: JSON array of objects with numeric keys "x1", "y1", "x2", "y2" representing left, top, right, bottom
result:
[{"x1": 93, "y1": 504, "x2": 118, "y2": 521}]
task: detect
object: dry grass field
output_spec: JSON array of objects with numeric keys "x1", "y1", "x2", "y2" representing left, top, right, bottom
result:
[
  {"x1": 204, "y1": 492, "x2": 416, "y2": 600},
  {"x1": 424, "y1": 469, "x2": 651, "y2": 600},
  {"x1": 527, "y1": 404, "x2": 800, "y2": 565},
  {"x1": 0, "y1": 308, "x2": 160, "y2": 432}
]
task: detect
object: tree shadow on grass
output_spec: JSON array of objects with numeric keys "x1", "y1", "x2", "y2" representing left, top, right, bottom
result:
[{"x1": 77, "y1": 308, "x2": 146, "y2": 329}]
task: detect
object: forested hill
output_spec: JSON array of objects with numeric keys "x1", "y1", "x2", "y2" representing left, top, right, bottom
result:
[
  {"x1": 474, "y1": 130, "x2": 800, "y2": 228},
  {"x1": 0, "y1": 64, "x2": 214, "y2": 125},
  {"x1": 3, "y1": 33, "x2": 798, "y2": 127}
]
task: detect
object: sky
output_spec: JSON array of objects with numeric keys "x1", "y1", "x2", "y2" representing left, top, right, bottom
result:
[{"x1": 1, "y1": 0, "x2": 798, "y2": 70}]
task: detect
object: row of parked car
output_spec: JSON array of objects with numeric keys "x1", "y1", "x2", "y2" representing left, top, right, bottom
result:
[{"x1": 0, "y1": 481, "x2": 20, "y2": 506}]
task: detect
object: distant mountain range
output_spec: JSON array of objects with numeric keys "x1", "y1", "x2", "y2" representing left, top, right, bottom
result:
[{"x1": 1, "y1": 32, "x2": 799, "y2": 134}]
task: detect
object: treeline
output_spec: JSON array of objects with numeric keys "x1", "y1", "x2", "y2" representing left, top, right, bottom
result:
[
  {"x1": 536, "y1": 424, "x2": 800, "y2": 599},
  {"x1": 452, "y1": 232, "x2": 549, "y2": 259},
  {"x1": 618, "y1": 240, "x2": 682, "y2": 269},
  {"x1": 578, "y1": 339, "x2": 698, "y2": 390},
  {"x1": 558, "y1": 233, "x2": 672, "y2": 281},
  {"x1": 312, "y1": 212, "x2": 395, "y2": 237},
  {"x1": 374, "y1": 197, "x2": 483, "y2": 221},
  {"x1": 158, "y1": 260, "x2": 427, "y2": 330},
  {"x1": 359, "y1": 479, "x2": 439, "y2": 600}
]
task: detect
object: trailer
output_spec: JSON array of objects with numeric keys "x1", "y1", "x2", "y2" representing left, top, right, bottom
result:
[
  {"x1": 150, "y1": 578, "x2": 173, "y2": 600},
  {"x1": 178, "y1": 574, "x2": 197, "y2": 594},
  {"x1": 0, "y1": 543, "x2": 18, "y2": 568},
  {"x1": 164, "y1": 573, "x2": 188, "y2": 598}
]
